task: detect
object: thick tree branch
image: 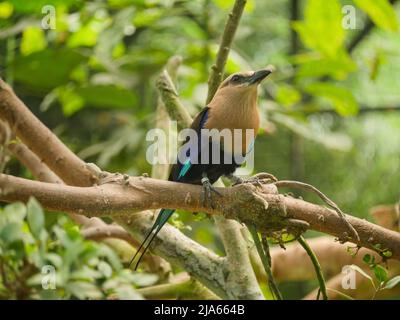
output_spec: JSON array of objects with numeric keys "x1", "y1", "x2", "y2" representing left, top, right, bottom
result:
[
  {"x1": 213, "y1": 213, "x2": 264, "y2": 299},
  {"x1": 0, "y1": 78, "x2": 97, "y2": 186},
  {"x1": 1, "y1": 173, "x2": 399, "y2": 261},
  {"x1": 8, "y1": 141, "x2": 63, "y2": 184},
  {"x1": 114, "y1": 210, "x2": 229, "y2": 298}
]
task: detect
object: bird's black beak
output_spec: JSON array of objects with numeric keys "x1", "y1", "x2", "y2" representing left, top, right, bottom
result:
[{"x1": 248, "y1": 68, "x2": 273, "y2": 85}]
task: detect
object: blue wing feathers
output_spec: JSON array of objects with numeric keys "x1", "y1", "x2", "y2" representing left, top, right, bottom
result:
[
  {"x1": 198, "y1": 108, "x2": 209, "y2": 129},
  {"x1": 132, "y1": 108, "x2": 210, "y2": 269},
  {"x1": 176, "y1": 108, "x2": 209, "y2": 180}
]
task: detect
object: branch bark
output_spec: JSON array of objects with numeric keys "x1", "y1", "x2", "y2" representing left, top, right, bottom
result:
[
  {"x1": 0, "y1": 79, "x2": 97, "y2": 186},
  {"x1": 155, "y1": 71, "x2": 192, "y2": 130},
  {"x1": 1, "y1": 173, "x2": 399, "y2": 261}
]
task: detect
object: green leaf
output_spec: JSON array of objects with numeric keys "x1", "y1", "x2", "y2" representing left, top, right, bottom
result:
[
  {"x1": 0, "y1": 222, "x2": 21, "y2": 244},
  {"x1": 292, "y1": 0, "x2": 344, "y2": 57},
  {"x1": 96, "y1": 7, "x2": 135, "y2": 60},
  {"x1": 382, "y1": 250, "x2": 392, "y2": 258},
  {"x1": 27, "y1": 197, "x2": 45, "y2": 239},
  {"x1": 98, "y1": 245, "x2": 122, "y2": 271},
  {"x1": 304, "y1": 83, "x2": 359, "y2": 116},
  {"x1": 0, "y1": 1, "x2": 13, "y2": 19},
  {"x1": 66, "y1": 281, "x2": 103, "y2": 299},
  {"x1": 74, "y1": 85, "x2": 138, "y2": 110},
  {"x1": 112, "y1": 284, "x2": 143, "y2": 300},
  {"x1": 132, "y1": 8, "x2": 163, "y2": 27},
  {"x1": 348, "y1": 264, "x2": 375, "y2": 290},
  {"x1": 295, "y1": 50, "x2": 357, "y2": 80},
  {"x1": 275, "y1": 84, "x2": 301, "y2": 108},
  {"x1": 11, "y1": 49, "x2": 87, "y2": 92},
  {"x1": 212, "y1": 0, "x2": 254, "y2": 12},
  {"x1": 374, "y1": 243, "x2": 382, "y2": 250},
  {"x1": 130, "y1": 272, "x2": 158, "y2": 287},
  {"x1": 363, "y1": 254, "x2": 372, "y2": 264},
  {"x1": 68, "y1": 18, "x2": 109, "y2": 48},
  {"x1": 8, "y1": 0, "x2": 82, "y2": 13},
  {"x1": 98, "y1": 261, "x2": 113, "y2": 278},
  {"x1": 212, "y1": 0, "x2": 234, "y2": 9},
  {"x1": 373, "y1": 264, "x2": 388, "y2": 283},
  {"x1": 66, "y1": 225, "x2": 82, "y2": 240},
  {"x1": 20, "y1": 26, "x2": 47, "y2": 56},
  {"x1": 2, "y1": 202, "x2": 26, "y2": 225},
  {"x1": 58, "y1": 86, "x2": 85, "y2": 116},
  {"x1": 45, "y1": 253, "x2": 63, "y2": 268},
  {"x1": 8, "y1": 240, "x2": 25, "y2": 260},
  {"x1": 353, "y1": 0, "x2": 398, "y2": 32},
  {"x1": 70, "y1": 266, "x2": 103, "y2": 281},
  {"x1": 383, "y1": 276, "x2": 400, "y2": 290}
]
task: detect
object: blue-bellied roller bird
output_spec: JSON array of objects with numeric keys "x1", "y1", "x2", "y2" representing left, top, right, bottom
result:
[{"x1": 131, "y1": 67, "x2": 274, "y2": 269}]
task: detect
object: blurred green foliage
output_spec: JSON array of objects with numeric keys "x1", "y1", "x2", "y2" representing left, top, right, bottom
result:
[
  {"x1": 1, "y1": 0, "x2": 400, "y2": 299},
  {"x1": 0, "y1": 199, "x2": 157, "y2": 299}
]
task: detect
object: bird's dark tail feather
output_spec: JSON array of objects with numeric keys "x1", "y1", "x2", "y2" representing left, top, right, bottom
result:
[{"x1": 129, "y1": 209, "x2": 175, "y2": 270}]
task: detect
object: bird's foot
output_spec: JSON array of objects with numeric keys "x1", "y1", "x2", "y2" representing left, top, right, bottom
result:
[
  {"x1": 201, "y1": 176, "x2": 222, "y2": 209},
  {"x1": 230, "y1": 172, "x2": 278, "y2": 187}
]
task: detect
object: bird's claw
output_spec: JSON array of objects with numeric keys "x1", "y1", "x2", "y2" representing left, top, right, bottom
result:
[
  {"x1": 232, "y1": 172, "x2": 278, "y2": 187},
  {"x1": 201, "y1": 177, "x2": 221, "y2": 209}
]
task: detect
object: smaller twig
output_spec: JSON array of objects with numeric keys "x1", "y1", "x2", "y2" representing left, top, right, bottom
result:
[
  {"x1": 82, "y1": 225, "x2": 139, "y2": 247},
  {"x1": 137, "y1": 277, "x2": 220, "y2": 300},
  {"x1": 247, "y1": 224, "x2": 283, "y2": 300},
  {"x1": 326, "y1": 288, "x2": 354, "y2": 300},
  {"x1": 156, "y1": 70, "x2": 192, "y2": 131},
  {"x1": 275, "y1": 180, "x2": 360, "y2": 242},
  {"x1": 395, "y1": 199, "x2": 400, "y2": 231},
  {"x1": 0, "y1": 121, "x2": 11, "y2": 173},
  {"x1": 261, "y1": 236, "x2": 283, "y2": 300},
  {"x1": 0, "y1": 18, "x2": 40, "y2": 40},
  {"x1": 152, "y1": 56, "x2": 183, "y2": 181},
  {"x1": 206, "y1": 0, "x2": 247, "y2": 103},
  {"x1": 297, "y1": 235, "x2": 328, "y2": 300},
  {"x1": 316, "y1": 288, "x2": 321, "y2": 300}
]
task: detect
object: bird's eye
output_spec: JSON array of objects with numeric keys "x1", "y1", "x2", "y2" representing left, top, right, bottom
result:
[{"x1": 231, "y1": 75, "x2": 240, "y2": 83}]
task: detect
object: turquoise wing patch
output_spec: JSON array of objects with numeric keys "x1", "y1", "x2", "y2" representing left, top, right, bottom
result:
[
  {"x1": 246, "y1": 139, "x2": 255, "y2": 155},
  {"x1": 178, "y1": 159, "x2": 192, "y2": 179}
]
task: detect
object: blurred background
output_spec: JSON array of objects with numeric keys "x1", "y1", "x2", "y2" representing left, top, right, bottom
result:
[{"x1": 0, "y1": 0, "x2": 399, "y2": 299}]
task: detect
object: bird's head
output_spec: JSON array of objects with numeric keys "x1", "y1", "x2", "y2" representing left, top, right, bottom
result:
[
  {"x1": 209, "y1": 66, "x2": 274, "y2": 110},
  {"x1": 219, "y1": 66, "x2": 274, "y2": 91}
]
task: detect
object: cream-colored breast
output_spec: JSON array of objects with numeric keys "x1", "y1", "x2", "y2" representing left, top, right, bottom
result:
[{"x1": 204, "y1": 86, "x2": 260, "y2": 155}]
